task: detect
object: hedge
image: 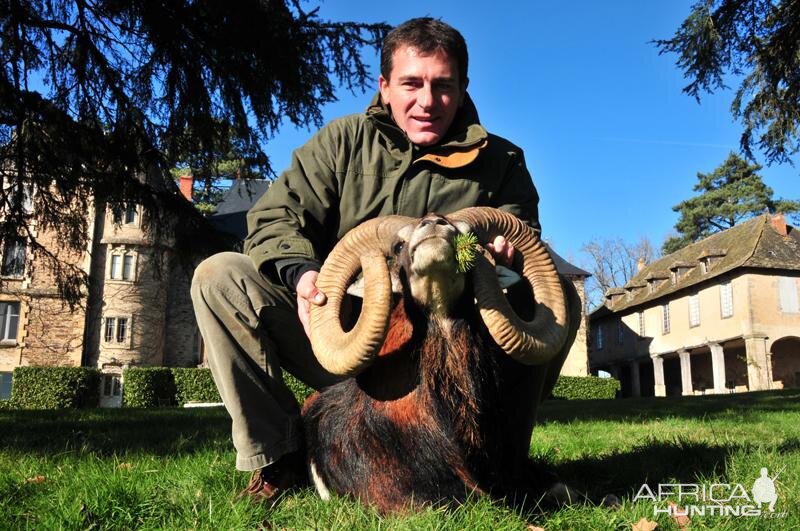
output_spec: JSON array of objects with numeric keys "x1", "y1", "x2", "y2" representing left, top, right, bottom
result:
[
  {"x1": 172, "y1": 368, "x2": 221, "y2": 406},
  {"x1": 123, "y1": 367, "x2": 313, "y2": 407},
  {"x1": 550, "y1": 375, "x2": 620, "y2": 400},
  {"x1": 4, "y1": 367, "x2": 615, "y2": 409},
  {"x1": 122, "y1": 367, "x2": 177, "y2": 408},
  {"x1": 9, "y1": 366, "x2": 100, "y2": 409}
]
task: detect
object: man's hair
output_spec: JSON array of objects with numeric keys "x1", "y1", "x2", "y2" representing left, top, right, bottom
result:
[{"x1": 380, "y1": 17, "x2": 468, "y2": 84}]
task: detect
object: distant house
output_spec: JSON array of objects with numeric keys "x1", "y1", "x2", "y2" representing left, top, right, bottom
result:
[{"x1": 588, "y1": 214, "x2": 800, "y2": 397}]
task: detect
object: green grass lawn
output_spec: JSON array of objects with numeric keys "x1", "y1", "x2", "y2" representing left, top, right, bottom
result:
[{"x1": 1, "y1": 389, "x2": 798, "y2": 530}]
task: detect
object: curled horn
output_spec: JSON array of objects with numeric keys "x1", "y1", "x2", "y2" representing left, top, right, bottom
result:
[
  {"x1": 448, "y1": 207, "x2": 569, "y2": 365},
  {"x1": 309, "y1": 216, "x2": 415, "y2": 376}
]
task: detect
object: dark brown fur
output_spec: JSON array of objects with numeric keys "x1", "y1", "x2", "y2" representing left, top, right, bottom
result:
[{"x1": 303, "y1": 292, "x2": 507, "y2": 514}]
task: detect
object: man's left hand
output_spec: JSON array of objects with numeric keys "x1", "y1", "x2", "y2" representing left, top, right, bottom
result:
[{"x1": 486, "y1": 235, "x2": 515, "y2": 267}]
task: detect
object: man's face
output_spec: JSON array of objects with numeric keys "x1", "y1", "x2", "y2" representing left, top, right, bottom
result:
[{"x1": 379, "y1": 46, "x2": 467, "y2": 147}]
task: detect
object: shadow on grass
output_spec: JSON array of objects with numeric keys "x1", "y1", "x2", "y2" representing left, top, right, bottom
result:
[
  {"x1": 0, "y1": 407, "x2": 232, "y2": 457},
  {"x1": 539, "y1": 389, "x2": 800, "y2": 424},
  {"x1": 547, "y1": 437, "x2": 737, "y2": 501}
]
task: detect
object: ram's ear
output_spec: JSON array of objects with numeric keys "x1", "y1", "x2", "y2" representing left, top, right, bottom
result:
[
  {"x1": 496, "y1": 265, "x2": 522, "y2": 289},
  {"x1": 345, "y1": 277, "x2": 364, "y2": 298},
  {"x1": 346, "y1": 270, "x2": 403, "y2": 298},
  {"x1": 453, "y1": 220, "x2": 471, "y2": 234}
]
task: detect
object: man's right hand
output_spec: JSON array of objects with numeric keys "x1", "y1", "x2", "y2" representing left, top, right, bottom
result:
[{"x1": 296, "y1": 270, "x2": 327, "y2": 339}]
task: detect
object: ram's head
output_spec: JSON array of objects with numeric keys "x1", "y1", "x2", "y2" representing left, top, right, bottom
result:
[{"x1": 309, "y1": 207, "x2": 569, "y2": 376}]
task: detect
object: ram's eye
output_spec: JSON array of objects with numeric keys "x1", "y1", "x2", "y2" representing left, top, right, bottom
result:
[{"x1": 393, "y1": 241, "x2": 405, "y2": 255}]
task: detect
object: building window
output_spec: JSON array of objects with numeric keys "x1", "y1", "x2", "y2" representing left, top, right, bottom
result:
[
  {"x1": 0, "y1": 372, "x2": 11, "y2": 400},
  {"x1": 1, "y1": 238, "x2": 26, "y2": 277},
  {"x1": 595, "y1": 324, "x2": 605, "y2": 350},
  {"x1": 101, "y1": 374, "x2": 121, "y2": 397},
  {"x1": 112, "y1": 204, "x2": 139, "y2": 226},
  {"x1": 638, "y1": 311, "x2": 645, "y2": 336},
  {"x1": 124, "y1": 206, "x2": 137, "y2": 224},
  {"x1": 778, "y1": 277, "x2": 799, "y2": 314},
  {"x1": 6, "y1": 181, "x2": 34, "y2": 214},
  {"x1": 720, "y1": 281, "x2": 733, "y2": 318},
  {"x1": 108, "y1": 249, "x2": 136, "y2": 281},
  {"x1": 616, "y1": 319, "x2": 624, "y2": 345},
  {"x1": 103, "y1": 316, "x2": 130, "y2": 345},
  {"x1": 688, "y1": 293, "x2": 701, "y2": 327},
  {"x1": 662, "y1": 303, "x2": 671, "y2": 334},
  {"x1": 0, "y1": 302, "x2": 20, "y2": 342}
]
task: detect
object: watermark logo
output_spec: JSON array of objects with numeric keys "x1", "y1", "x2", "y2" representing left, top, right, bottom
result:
[
  {"x1": 634, "y1": 466, "x2": 787, "y2": 519},
  {"x1": 751, "y1": 467, "x2": 778, "y2": 512}
]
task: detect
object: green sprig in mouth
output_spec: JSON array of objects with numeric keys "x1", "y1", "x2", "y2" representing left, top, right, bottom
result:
[{"x1": 453, "y1": 232, "x2": 479, "y2": 273}]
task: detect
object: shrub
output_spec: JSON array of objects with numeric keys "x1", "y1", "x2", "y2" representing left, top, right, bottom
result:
[
  {"x1": 172, "y1": 368, "x2": 221, "y2": 406},
  {"x1": 124, "y1": 367, "x2": 313, "y2": 408},
  {"x1": 550, "y1": 375, "x2": 620, "y2": 400},
  {"x1": 123, "y1": 367, "x2": 177, "y2": 408},
  {"x1": 9, "y1": 366, "x2": 100, "y2": 409}
]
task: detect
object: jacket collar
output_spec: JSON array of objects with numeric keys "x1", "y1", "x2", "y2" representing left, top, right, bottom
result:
[{"x1": 366, "y1": 92, "x2": 489, "y2": 166}]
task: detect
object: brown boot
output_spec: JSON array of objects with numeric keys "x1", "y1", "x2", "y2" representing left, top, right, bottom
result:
[{"x1": 236, "y1": 452, "x2": 306, "y2": 504}]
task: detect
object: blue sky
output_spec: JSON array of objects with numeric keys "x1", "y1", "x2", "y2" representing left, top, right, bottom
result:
[{"x1": 264, "y1": 0, "x2": 798, "y2": 272}]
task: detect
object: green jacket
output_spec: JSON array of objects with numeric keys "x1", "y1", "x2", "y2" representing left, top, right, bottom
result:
[{"x1": 245, "y1": 92, "x2": 540, "y2": 282}]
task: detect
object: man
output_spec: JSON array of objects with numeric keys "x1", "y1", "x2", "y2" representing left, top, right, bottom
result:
[{"x1": 191, "y1": 17, "x2": 557, "y2": 503}]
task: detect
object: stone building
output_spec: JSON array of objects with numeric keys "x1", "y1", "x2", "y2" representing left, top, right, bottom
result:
[
  {"x1": 588, "y1": 214, "x2": 800, "y2": 397},
  {"x1": 0, "y1": 182, "x2": 201, "y2": 406},
  {"x1": 0, "y1": 177, "x2": 592, "y2": 404},
  {"x1": 546, "y1": 246, "x2": 591, "y2": 376}
]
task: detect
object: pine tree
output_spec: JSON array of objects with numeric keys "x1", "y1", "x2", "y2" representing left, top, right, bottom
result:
[
  {"x1": 662, "y1": 153, "x2": 800, "y2": 254},
  {"x1": 655, "y1": 0, "x2": 800, "y2": 166},
  {"x1": 0, "y1": 1, "x2": 389, "y2": 302}
]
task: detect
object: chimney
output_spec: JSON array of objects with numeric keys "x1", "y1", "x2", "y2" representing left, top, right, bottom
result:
[
  {"x1": 637, "y1": 257, "x2": 647, "y2": 273},
  {"x1": 771, "y1": 213, "x2": 787, "y2": 236},
  {"x1": 179, "y1": 175, "x2": 193, "y2": 202}
]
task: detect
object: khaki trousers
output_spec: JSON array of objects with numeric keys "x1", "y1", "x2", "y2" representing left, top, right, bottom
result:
[
  {"x1": 191, "y1": 251, "x2": 579, "y2": 474},
  {"x1": 190, "y1": 252, "x2": 340, "y2": 471}
]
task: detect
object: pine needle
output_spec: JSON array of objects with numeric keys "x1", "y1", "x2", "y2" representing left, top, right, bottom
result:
[{"x1": 454, "y1": 232, "x2": 479, "y2": 273}]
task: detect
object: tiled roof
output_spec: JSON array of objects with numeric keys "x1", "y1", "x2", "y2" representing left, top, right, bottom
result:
[
  {"x1": 545, "y1": 244, "x2": 591, "y2": 278},
  {"x1": 213, "y1": 179, "x2": 270, "y2": 215},
  {"x1": 594, "y1": 214, "x2": 799, "y2": 315},
  {"x1": 209, "y1": 180, "x2": 271, "y2": 239}
]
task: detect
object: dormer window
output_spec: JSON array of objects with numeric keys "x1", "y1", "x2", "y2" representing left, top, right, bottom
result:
[
  {"x1": 669, "y1": 262, "x2": 695, "y2": 284},
  {"x1": 624, "y1": 282, "x2": 645, "y2": 301},
  {"x1": 697, "y1": 249, "x2": 727, "y2": 274},
  {"x1": 605, "y1": 288, "x2": 626, "y2": 306},
  {"x1": 646, "y1": 274, "x2": 668, "y2": 293}
]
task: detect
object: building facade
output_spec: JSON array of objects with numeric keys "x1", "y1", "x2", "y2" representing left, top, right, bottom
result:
[
  {"x1": 589, "y1": 214, "x2": 800, "y2": 397},
  {"x1": 0, "y1": 194, "x2": 200, "y2": 406}
]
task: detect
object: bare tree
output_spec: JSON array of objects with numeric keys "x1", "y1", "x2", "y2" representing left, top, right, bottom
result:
[{"x1": 581, "y1": 236, "x2": 657, "y2": 310}]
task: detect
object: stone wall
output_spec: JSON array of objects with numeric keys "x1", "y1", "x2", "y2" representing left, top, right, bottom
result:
[
  {"x1": 0, "y1": 217, "x2": 88, "y2": 370},
  {"x1": 560, "y1": 277, "x2": 589, "y2": 376},
  {"x1": 164, "y1": 258, "x2": 201, "y2": 367}
]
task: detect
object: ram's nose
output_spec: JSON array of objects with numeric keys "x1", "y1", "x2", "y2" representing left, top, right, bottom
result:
[{"x1": 418, "y1": 214, "x2": 451, "y2": 228}]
